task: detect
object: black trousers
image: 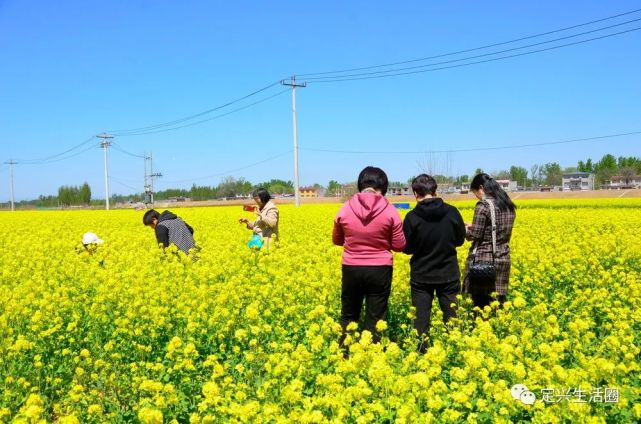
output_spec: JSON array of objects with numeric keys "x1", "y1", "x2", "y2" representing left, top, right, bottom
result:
[
  {"x1": 340, "y1": 265, "x2": 392, "y2": 343},
  {"x1": 411, "y1": 279, "x2": 460, "y2": 338},
  {"x1": 471, "y1": 289, "x2": 507, "y2": 310}
]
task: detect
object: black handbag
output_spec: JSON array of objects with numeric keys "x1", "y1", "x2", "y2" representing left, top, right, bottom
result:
[{"x1": 468, "y1": 198, "x2": 497, "y2": 291}]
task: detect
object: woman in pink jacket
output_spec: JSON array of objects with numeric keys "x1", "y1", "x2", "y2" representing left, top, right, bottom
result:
[{"x1": 333, "y1": 166, "x2": 406, "y2": 343}]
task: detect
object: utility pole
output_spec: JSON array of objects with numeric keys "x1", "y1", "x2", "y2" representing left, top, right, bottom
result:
[
  {"x1": 4, "y1": 160, "x2": 16, "y2": 211},
  {"x1": 97, "y1": 133, "x2": 113, "y2": 210},
  {"x1": 281, "y1": 76, "x2": 306, "y2": 207},
  {"x1": 144, "y1": 152, "x2": 162, "y2": 207}
]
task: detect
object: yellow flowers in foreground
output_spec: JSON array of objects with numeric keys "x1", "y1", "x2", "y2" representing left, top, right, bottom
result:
[{"x1": 1, "y1": 199, "x2": 640, "y2": 422}]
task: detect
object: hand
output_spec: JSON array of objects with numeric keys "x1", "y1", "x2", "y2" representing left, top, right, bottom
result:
[{"x1": 239, "y1": 217, "x2": 249, "y2": 224}]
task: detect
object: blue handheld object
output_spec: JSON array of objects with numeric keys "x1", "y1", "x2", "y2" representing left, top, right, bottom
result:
[
  {"x1": 393, "y1": 203, "x2": 410, "y2": 210},
  {"x1": 247, "y1": 234, "x2": 264, "y2": 250}
]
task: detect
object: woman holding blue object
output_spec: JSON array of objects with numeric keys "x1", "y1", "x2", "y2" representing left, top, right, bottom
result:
[{"x1": 239, "y1": 188, "x2": 279, "y2": 249}]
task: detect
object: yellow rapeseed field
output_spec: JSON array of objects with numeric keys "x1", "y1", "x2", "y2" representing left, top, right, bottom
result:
[{"x1": 1, "y1": 199, "x2": 640, "y2": 423}]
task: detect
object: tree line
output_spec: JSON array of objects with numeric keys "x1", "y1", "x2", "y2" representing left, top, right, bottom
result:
[
  {"x1": 7, "y1": 153, "x2": 640, "y2": 209},
  {"x1": 58, "y1": 183, "x2": 92, "y2": 206}
]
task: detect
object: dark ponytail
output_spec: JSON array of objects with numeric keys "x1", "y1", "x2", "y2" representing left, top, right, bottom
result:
[{"x1": 470, "y1": 173, "x2": 516, "y2": 212}]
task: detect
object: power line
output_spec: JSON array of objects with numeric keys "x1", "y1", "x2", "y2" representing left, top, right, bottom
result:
[
  {"x1": 110, "y1": 174, "x2": 140, "y2": 184},
  {"x1": 300, "y1": 130, "x2": 641, "y2": 154},
  {"x1": 298, "y1": 8, "x2": 641, "y2": 77},
  {"x1": 5, "y1": 84, "x2": 286, "y2": 164},
  {"x1": 14, "y1": 136, "x2": 97, "y2": 164},
  {"x1": 111, "y1": 177, "x2": 141, "y2": 192},
  {"x1": 111, "y1": 142, "x2": 146, "y2": 158},
  {"x1": 116, "y1": 89, "x2": 290, "y2": 136},
  {"x1": 160, "y1": 151, "x2": 293, "y2": 185},
  {"x1": 304, "y1": 18, "x2": 641, "y2": 82},
  {"x1": 307, "y1": 27, "x2": 641, "y2": 83},
  {"x1": 109, "y1": 81, "x2": 282, "y2": 135},
  {"x1": 15, "y1": 142, "x2": 100, "y2": 165}
]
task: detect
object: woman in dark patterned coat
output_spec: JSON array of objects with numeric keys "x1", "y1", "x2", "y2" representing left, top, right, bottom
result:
[{"x1": 464, "y1": 173, "x2": 516, "y2": 309}]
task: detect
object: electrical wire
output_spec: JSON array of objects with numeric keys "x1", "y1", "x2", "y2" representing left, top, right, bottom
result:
[
  {"x1": 300, "y1": 131, "x2": 641, "y2": 154},
  {"x1": 14, "y1": 136, "x2": 97, "y2": 164},
  {"x1": 110, "y1": 177, "x2": 141, "y2": 192},
  {"x1": 304, "y1": 18, "x2": 641, "y2": 82},
  {"x1": 306, "y1": 27, "x2": 641, "y2": 83},
  {"x1": 17, "y1": 143, "x2": 101, "y2": 165},
  {"x1": 109, "y1": 81, "x2": 282, "y2": 135},
  {"x1": 298, "y1": 8, "x2": 641, "y2": 77},
  {"x1": 111, "y1": 142, "x2": 146, "y2": 158},
  {"x1": 159, "y1": 151, "x2": 293, "y2": 185},
  {"x1": 116, "y1": 89, "x2": 291, "y2": 137},
  {"x1": 110, "y1": 174, "x2": 141, "y2": 184}
]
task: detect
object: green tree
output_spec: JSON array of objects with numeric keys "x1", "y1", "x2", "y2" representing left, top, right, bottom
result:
[
  {"x1": 542, "y1": 162, "x2": 562, "y2": 186},
  {"x1": 189, "y1": 184, "x2": 217, "y2": 201},
  {"x1": 256, "y1": 179, "x2": 294, "y2": 195},
  {"x1": 327, "y1": 180, "x2": 341, "y2": 196},
  {"x1": 79, "y1": 182, "x2": 91, "y2": 205},
  {"x1": 530, "y1": 164, "x2": 542, "y2": 187},
  {"x1": 493, "y1": 170, "x2": 511, "y2": 180},
  {"x1": 594, "y1": 154, "x2": 618, "y2": 186},
  {"x1": 455, "y1": 175, "x2": 469, "y2": 185},
  {"x1": 585, "y1": 158, "x2": 594, "y2": 172},
  {"x1": 509, "y1": 166, "x2": 528, "y2": 187},
  {"x1": 617, "y1": 156, "x2": 641, "y2": 173},
  {"x1": 619, "y1": 167, "x2": 638, "y2": 185},
  {"x1": 236, "y1": 178, "x2": 253, "y2": 196},
  {"x1": 58, "y1": 185, "x2": 81, "y2": 206},
  {"x1": 217, "y1": 177, "x2": 238, "y2": 199}
]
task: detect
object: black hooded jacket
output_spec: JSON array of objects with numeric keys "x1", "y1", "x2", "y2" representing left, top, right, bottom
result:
[
  {"x1": 155, "y1": 210, "x2": 195, "y2": 253},
  {"x1": 402, "y1": 198, "x2": 466, "y2": 284}
]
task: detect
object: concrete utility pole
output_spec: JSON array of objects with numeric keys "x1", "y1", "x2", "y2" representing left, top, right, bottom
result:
[
  {"x1": 281, "y1": 76, "x2": 306, "y2": 207},
  {"x1": 97, "y1": 133, "x2": 114, "y2": 210},
  {"x1": 4, "y1": 160, "x2": 16, "y2": 211},
  {"x1": 144, "y1": 152, "x2": 162, "y2": 207}
]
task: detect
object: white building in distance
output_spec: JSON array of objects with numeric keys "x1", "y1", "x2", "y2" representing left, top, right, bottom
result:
[{"x1": 562, "y1": 172, "x2": 594, "y2": 191}]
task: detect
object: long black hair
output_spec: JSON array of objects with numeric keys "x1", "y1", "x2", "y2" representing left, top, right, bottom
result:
[
  {"x1": 470, "y1": 173, "x2": 516, "y2": 212},
  {"x1": 252, "y1": 188, "x2": 272, "y2": 209}
]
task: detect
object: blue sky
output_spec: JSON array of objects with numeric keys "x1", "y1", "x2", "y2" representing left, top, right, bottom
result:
[{"x1": 1, "y1": 0, "x2": 640, "y2": 200}]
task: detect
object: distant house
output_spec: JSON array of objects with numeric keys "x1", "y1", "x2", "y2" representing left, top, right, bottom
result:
[
  {"x1": 496, "y1": 179, "x2": 518, "y2": 192},
  {"x1": 605, "y1": 175, "x2": 641, "y2": 189},
  {"x1": 168, "y1": 196, "x2": 191, "y2": 202},
  {"x1": 338, "y1": 183, "x2": 357, "y2": 198},
  {"x1": 299, "y1": 187, "x2": 319, "y2": 198},
  {"x1": 562, "y1": 172, "x2": 594, "y2": 191},
  {"x1": 388, "y1": 185, "x2": 411, "y2": 196}
]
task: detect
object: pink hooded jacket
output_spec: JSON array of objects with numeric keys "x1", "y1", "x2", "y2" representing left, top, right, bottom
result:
[{"x1": 332, "y1": 192, "x2": 406, "y2": 266}]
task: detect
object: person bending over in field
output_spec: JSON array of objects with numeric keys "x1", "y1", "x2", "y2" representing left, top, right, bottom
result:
[
  {"x1": 143, "y1": 209, "x2": 196, "y2": 255},
  {"x1": 402, "y1": 174, "x2": 465, "y2": 353},
  {"x1": 77, "y1": 231, "x2": 104, "y2": 254},
  {"x1": 333, "y1": 166, "x2": 406, "y2": 347},
  {"x1": 239, "y1": 188, "x2": 279, "y2": 250}
]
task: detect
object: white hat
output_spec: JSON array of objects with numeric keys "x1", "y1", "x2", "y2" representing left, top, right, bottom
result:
[{"x1": 82, "y1": 232, "x2": 104, "y2": 245}]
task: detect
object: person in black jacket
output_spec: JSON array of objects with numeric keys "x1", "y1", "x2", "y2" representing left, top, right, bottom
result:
[
  {"x1": 403, "y1": 174, "x2": 465, "y2": 350},
  {"x1": 142, "y1": 209, "x2": 196, "y2": 255}
]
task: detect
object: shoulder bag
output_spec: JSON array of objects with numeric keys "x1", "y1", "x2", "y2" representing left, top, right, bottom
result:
[{"x1": 467, "y1": 198, "x2": 497, "y2": 290}]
